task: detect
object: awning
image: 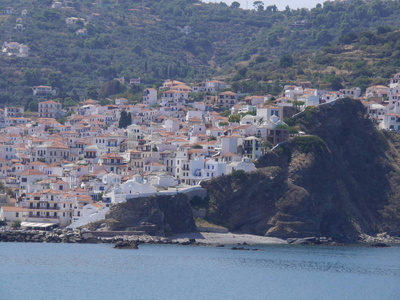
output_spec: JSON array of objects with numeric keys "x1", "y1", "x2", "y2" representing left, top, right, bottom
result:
[{"x1": 21, "y1": 222, "x2": 56, "y2": 228}]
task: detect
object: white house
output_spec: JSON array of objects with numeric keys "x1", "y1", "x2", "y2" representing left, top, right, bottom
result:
[
  {"x1": 161, "y1": 90, "x2": 189, "y2": 107},
  {"x1": 256, "y1": 105, "x2": 280, "y2": 122},
  {"x1": 226, "y1": 157, "x2": 256, "y2": 174},
  {"x1": 148, "y1": 172, "x2": 177, "y2": 187},
  {"x1": 242, "y1": 136, "x2": 261, "y2": 160},
  {"x1": 390, "y1": 73, "x2": 400, "y2": 88},
  {"x1": 38, "y1": 100, "x2": 64, "y2": 119},
  {"x1": 121, "y1": 175, "x2": 157, "y2": 198},
  {"x1": 0, "y1": 207, "x2": 26, "y2": 225},
  {"x1": 18, "y1": 169, "x2": 48, "y2": 193},
  {"x1": 340, "y1": 87, "x2": 361, "y2": 99},
  {"x1": 33, "y1": 86, "x2": 56, "y2": 97},
  {"x1": 142, "y1": 88, "x2": 157, "y2": 107}
]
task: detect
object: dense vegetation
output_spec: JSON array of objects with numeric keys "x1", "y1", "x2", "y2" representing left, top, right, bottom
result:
[{"x1": 1, "y1": 0, "x2": 400, "y2": 109}]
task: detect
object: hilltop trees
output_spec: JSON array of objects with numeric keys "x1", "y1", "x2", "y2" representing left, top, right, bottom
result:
[
  {"x1": 0, "y1": 0, "x2": 399, "y2": 106},
  {"x1": 253, "y1": 1, "x2": 264, "y2": 11},
  {"x1": 230, "y1": 1, "x2": 240, "y2": 9}
]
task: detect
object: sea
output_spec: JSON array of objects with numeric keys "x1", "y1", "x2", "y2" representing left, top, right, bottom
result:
[{"x1": 0, "y1": 243, "x2": 399, "y2": 300}]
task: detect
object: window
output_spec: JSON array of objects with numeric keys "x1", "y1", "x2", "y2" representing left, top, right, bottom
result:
[{"x1": 16, "y1": 212, "x2": 19, "y2": 217}]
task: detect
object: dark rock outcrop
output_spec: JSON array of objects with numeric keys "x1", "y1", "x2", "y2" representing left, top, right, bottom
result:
[
  {"x1": 91, "y1": 193, "x2": 196, "y2": 236},
  {"x1": 201, "y1": 99, "x2": 400, "y2": 242},
  {"x1": 370, "y1": 243, "x2": 390, "y2": 248},
  {"x1": 114, "y1": 240, "x2": 139, "y2": 249}
]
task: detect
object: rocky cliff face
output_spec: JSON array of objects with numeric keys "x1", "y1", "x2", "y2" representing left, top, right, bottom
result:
[
  {"x1": 93, "y1": 194, "x2": 196, "y2": 236},
  {"x1": 202, "y1": 99, "x2": 400, "y2": 241}
]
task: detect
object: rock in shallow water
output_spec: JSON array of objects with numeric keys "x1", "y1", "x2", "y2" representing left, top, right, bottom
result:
[
  {"x1": 370, "y1": 243, "x2": 390, "y2": 248},
  {"x1": 114, "y1": 240, "x2": 140, "y2": 249}
]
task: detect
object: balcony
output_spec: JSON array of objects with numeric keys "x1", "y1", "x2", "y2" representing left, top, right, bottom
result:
[
  {"x1": 28, "y1": 214, "x2": 60, "y2": 219},
  {"x1": 28, "y1": 206, "x2": 61, "y2": 210}
]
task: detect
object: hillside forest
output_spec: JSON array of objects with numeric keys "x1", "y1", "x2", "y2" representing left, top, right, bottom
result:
[{"x1": 0, "y1": 0, "x2": 400, "y2": 110}]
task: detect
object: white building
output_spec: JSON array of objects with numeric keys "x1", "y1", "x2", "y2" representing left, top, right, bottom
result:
[
  {"x1": 38, "y1": 100, "x2": 64, "y2": 119},
  {"x1": 161, "y1": 90, "x2": 189, "y2": 107},
  {"x1": 340, "y1": 87, "x2": 361, "y2": 99},
  {"x1": 256, "y1": 105, "x2": 280, "y2": 122},
  {"x1": 121, "y1": 175, "x2": 157, "y2": 198},
  {"x1": 33, "y1": 86, "x2": 56, "y2": 97},
  {"x1": 242, "y1": 136, "x2": 261, "y2": 160},
  {"x1": 142, "y1": 88, "x2": 158, "y2": 107},
  {"x1": 226, "y1": 157, "x2": 256, "y2": 174}
]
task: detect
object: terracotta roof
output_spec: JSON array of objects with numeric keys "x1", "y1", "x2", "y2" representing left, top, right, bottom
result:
[
  {"x1": 223, "y1": 152, "x2": 240, "y2": 157},
  {"x1": 146, "y1": 162, "x2": 165, "y2": 166},
  {"x1": 100, "y1": 153, "x2": 124, "y2": 159},
  {"x1": 1, "y1": 206, "x2": 24, "y2": 212},
  {"x1": 19, "y1": 169, "x2": 47, "y2": 176}
]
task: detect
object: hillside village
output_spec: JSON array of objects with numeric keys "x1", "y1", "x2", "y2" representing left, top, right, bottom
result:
[{"x1": 1, "y1": 72, "x2": 400, "y2": 231}]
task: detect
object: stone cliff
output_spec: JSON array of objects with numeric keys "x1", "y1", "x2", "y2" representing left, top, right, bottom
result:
[
  {"x1": 90, "y1": 194, "x2": 196, "y2": 236},
  {"x1": 202, "y1": 99, "x2": 400, "y2": 241}
]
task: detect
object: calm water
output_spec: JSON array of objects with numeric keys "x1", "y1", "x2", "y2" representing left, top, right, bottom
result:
[{"x1": 0, "y1": 243, "x2": 399, "y2": 300}]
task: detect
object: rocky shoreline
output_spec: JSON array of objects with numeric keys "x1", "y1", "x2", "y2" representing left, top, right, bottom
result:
[
  {"x1": 1, "y1": 230, "x2": 398, "y2": 248},
  {"x1": 0, "y1": 229, "x2": 200, "y2": 248}
]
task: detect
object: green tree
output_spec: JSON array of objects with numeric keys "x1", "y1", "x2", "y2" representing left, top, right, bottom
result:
[
  {"x1": 118, "y1": 110, "x2": 132, "y2": 128},
  {"x1": 28, "y1": 99, "x2": 39, "y2": 112},
  {"x1": 279, "y1": 54, "x2": 293, "y2": 68},
  {"x1": 253, "y1": 1, "x2": 264, "y2": 10},
  {"x1": 230, "y1": 1, "x2": 240, "y2": 9},
  {"x1": 220, "y1": 110, "x2": 231, "y2": 117},
  {"x1": 323, "y1": 74, "x2": 343, "y2": 90},
  {"x1": 47, "y1": 72, "x2": 62, "y2": 90},
  {"x1": 23, "y1": 69, "x2": 41, "y2": 85},
  {"x1": 11, "y1": 220, "x2": 21, "y2": 230},
  {"x1": 62, "y1": 97, "x2": 78, "y2": 108},
  {"x1": 132, "y1": 42, "x2": 143, "y2": 56},
  {"x1": 293, "y1": 100, "x2": 305, "y2": 108},
  {"x1": 229, "y1": 114, "x2": 241, "y2": 123},
  {"x1": 99, "y1": 80, "x2": 122, "y2": 98},
  {"x1": 86, "y1": 86, "x2": 99, "y2": 100}
]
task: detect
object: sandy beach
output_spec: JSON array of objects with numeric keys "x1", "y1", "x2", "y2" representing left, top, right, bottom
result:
[{"x1": 170, "y1": 232, "x2": 287, "y2": 245}]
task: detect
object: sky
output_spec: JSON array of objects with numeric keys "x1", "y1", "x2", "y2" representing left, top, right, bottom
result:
[{"x1": 202, "y1": 0, "x2": 326, "y2": 11}]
